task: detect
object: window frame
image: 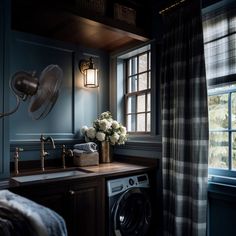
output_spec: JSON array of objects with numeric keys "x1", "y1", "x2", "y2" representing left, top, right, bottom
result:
[
  {"x1": 109, "y1": 40, "x2": 161, "y2": 145},
  {"x1": 208, "y1": 87, "x2": 236, "y2": 176}
]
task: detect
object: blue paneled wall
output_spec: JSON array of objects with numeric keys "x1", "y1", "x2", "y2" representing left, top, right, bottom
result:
[{"x1": 8, "y1": 31, "x2": 109, "y2": 164}]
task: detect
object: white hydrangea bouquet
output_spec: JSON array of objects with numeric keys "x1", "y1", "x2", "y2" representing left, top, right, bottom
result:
[{"x1": 81, "y1": 111, "x2": 128, "y2": 145}]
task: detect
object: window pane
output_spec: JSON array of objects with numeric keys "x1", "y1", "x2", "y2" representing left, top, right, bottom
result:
[
  {"x1": 230, "y1": 15, "x2": 236, "y2": 32},
  {"x1": 128, "y1": 59, "x2": 132, "y2": 76},
  {"x1": 128, "y1": 76, "x2": 137, "y2": 93},
  {"x1": 138, "y1": 73, "x2": 147, "y2": 91},
  {"x1": 204, "y1": 37, "x2": 229, "y2": 79},
  {"x1": 148, "y1": 52, "x2": 151, "y2": 70},
  {"x1": 232, "y1": 132, "x2": 236, "y2": 169},
  {"x1": 137, "y1": 113, "x2": 145, "y2": 132},
  {"x1": 127, "y1": 96, "x2": 136, "y2": 113},
  {"x1": 203, "y1": 11, "x2": 236, "y2": 81},
  {"x1": 137, "y1": 95, "x2": 145, "y2": 112},
  {"x1": 147, "y1": 113, "x2": 150, "y2": 132},
  {"x1": 127, "y1": 114, "x2": 136, "y2": 132},
  {"x1": 138, "y1": 53, "x2": 147, "y2": 73},
  {"x1": 232, "y1": 93, "x2": 236, "y2": 129},
  {"x1": 147, "y1": 93, "x2": 151, "y2": 112},
  {"x1": 209, "y1": 131, "x2": 228, "y2": 169},
  {"x1": 208, "y1": 94, "x2": 228, "y2": 129},
  {"x1": 148, "y1": 71, "x2": 151, "y2": 89},
  {"x1": 128, "y1": 57, "x2": 137, "y2": 76},
  {"x1": 203, "y1": 14, "x2": 228, "y2": 42},
  {"x1": 229, "y1": 34, "x2": 236, "y2": 74}
]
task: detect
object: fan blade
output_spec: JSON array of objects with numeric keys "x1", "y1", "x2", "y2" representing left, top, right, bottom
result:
[{"x1": 28, "y1": 65, "x2": 63, "y2": 120}]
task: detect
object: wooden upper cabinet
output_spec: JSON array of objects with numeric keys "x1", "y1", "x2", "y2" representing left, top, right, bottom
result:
[{"x1": 11, "y1": 0, "x2": 151, "y2": 52}]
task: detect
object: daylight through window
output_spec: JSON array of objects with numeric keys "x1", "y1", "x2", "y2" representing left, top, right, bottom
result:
[{"x1": 125, "y1": 50, "x2": 151, "y2": 134}]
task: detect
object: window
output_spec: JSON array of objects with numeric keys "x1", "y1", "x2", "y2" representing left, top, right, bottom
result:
[
  {"x1": 203, "y1": 3, "x2": 236, "y2": 174},
  {"x1": 113, "y1": 41, "x2": 160, "y2": 145},
  {"x1": 125, "y1": 50, "x2": 151, "y2": 134}
]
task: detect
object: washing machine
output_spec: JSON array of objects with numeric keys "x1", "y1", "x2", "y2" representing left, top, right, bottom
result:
[{"x1": 107, "y1": 173, "x2": 153, "y2": 236}]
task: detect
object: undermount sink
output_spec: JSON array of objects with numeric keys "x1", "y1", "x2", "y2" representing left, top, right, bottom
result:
[{"x1": 11, "y1": 170, "x2": 88, "y2": 183}]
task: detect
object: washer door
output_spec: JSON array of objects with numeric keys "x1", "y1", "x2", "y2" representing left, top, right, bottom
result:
[{"x1": 112, "y1": 188, "x2": 152, "y2": 236}]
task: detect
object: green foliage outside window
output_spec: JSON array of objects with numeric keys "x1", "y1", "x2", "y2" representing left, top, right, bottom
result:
[{"x1": 209, "y1": 91, "x2": 236, "y2": 170}]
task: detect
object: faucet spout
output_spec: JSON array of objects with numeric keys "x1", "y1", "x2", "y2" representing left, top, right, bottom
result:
[{"x1": 45, "y1": 136, "x2": 56, "y2": 149}]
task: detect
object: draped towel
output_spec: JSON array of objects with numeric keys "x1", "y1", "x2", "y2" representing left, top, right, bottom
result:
[{"x1": 74, "y1": 142, "x2": 97, "y2": 153}]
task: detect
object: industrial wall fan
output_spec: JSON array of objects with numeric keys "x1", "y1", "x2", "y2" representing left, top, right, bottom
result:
[{"x1": 0, "y1": 64, "x2": 63, "y2": 120}]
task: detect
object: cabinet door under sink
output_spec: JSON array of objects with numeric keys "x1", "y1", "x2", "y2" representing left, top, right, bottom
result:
[{"x1": 67, "y1": 178, "x2": 104, "y2": 236}]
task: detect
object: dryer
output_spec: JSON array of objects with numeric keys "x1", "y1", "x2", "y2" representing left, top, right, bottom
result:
[{"x1": 107, "y1": 173, "x2": 153, "y2": 236}]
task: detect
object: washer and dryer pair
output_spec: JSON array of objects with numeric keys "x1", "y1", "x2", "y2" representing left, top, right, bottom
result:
[{"x1": 107, "y1": 173, "x2": 154, "y2": 236}]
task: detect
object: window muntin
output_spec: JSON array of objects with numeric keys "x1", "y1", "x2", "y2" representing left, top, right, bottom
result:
[{"x1": 125, "y1": 51, "x2": 151, "y2": 134}]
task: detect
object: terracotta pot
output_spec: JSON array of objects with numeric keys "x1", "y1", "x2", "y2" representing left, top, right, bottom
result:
[{"x1": 100, "y1": 141, "x2": 113, "y2": 163}]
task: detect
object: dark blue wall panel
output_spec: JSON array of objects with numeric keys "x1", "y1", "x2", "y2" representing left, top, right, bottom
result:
[
  {"x1": 9, "y1": 33, "x2": 76, "y2": 141},
  {"x1": 8, "y1": 31, "x2": 109, "y2": 162}
]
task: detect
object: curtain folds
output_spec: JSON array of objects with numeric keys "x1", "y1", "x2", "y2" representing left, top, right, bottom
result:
[{"x1": 160, "y1": 1, "x2": 209, "y2": 236}]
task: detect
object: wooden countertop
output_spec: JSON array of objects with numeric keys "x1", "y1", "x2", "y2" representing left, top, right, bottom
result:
[
  {"x1": 80, "y1": 161, "x2": 156, "y2": 176},
  {"x1": 7, "y1": 157, "x2": 158, "y2": 188}
]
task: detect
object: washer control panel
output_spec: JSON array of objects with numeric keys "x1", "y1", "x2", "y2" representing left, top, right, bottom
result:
[{"x1": 107, "y1": 174, "x2": 149, "y2": 197}]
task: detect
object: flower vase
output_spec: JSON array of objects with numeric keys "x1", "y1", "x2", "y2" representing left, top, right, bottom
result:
[{"x1": 100, "y1": 141, "x2": 113, "y2": 163}]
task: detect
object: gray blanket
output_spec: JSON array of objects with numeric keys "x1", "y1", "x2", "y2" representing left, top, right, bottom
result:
[{"x1": 0, "y1": 190, "x2": 67, "y2": 236}]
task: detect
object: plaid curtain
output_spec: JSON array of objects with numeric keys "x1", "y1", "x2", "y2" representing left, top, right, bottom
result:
[{"x1": 160, "y1": 1, "x2": 209, "y2": 236}]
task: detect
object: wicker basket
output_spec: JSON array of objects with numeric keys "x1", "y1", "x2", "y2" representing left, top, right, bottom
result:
[
  {"x1": 114, "y1": 3, "x2": 136, "y2": 25},
  {"x1": 76, "y1": 0, "x2": 106, "y2": 15},
  {"x1": 73, "y1": 151, "x2": 99, "y2": 167}
]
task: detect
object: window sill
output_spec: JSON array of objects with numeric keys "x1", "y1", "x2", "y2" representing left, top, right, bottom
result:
[
  {"x1": 114, "y1": 135, "x2": 162, "y2": 158},
  {"x1": 209, "y1": 175, "x2": 236, "y2": 186},
  {"x1": 126, "y1": 133, "x2": 161, "y2": 142},
  {"x1": 208, "y1": 177, "x2": 236, "y2": 200}
]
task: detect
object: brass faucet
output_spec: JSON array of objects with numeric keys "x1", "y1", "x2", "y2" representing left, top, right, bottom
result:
[
  {"x1": 61, "y1": 144, "x2": 73, "y2": 169},
  {"x1": 40, "y1": 134, "x2": 56, "y2": 171},
  {"x1": 14, "y1": 147, "x2": 23, "y2": 175}
]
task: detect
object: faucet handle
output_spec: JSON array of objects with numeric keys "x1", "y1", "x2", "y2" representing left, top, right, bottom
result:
[
  {"x1": 62, "y1": 144, "x2": 66, "y2": 153},
  {"x1": 14, "y1": 147, "x2": 24, "y2": 159},
  {"x1": 44, "y1": 151, "x2": 49, "y2": 157},
  {"x1": 62, "y1": 145, "x2": 73, "y2": 168},
  {"x1": 14, "y1": 147, "x2": 23, "y2": 175}
]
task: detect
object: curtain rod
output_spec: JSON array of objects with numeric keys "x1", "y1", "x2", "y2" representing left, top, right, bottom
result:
[{"x1": 159, "y1": 0, "x2": 186, "y2": 15}]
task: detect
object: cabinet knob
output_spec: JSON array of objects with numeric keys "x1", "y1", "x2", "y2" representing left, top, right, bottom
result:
[{"x1": 69, "y1": 190, "x2": 75, "y2": 195}]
